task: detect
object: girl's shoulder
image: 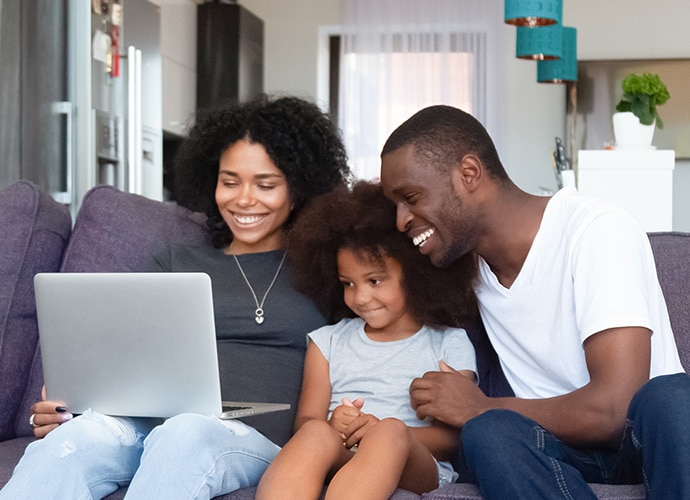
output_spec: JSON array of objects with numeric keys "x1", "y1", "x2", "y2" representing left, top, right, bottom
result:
[
  {"x1": 308, "y1": 317, "x2": 363, "y2": 340},
  {"x1": 419, "y1": 324, "x2": 474, "y2": 351},
  {"x1": 422, "y1": 324, "x2": 469, "y2": 339}
]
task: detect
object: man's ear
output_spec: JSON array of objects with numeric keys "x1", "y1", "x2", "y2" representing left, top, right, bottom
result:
[{"x1": 451, "y1": 154, "x2": 483, "y2": 194}]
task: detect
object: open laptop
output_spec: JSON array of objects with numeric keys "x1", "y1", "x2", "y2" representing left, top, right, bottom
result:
[{"x1": 34, "y1": 272, "x2": 289, "y2": 419}]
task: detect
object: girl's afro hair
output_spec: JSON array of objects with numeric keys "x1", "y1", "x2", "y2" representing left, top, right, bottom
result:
[{"x1": 288, "y1": 181, "x2": 478, "y2": 328}]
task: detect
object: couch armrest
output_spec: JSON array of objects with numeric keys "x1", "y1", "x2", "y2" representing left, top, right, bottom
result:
[
  {"x1": 648, "y1": 232, "x2": 690, "y2": 372},
  {"x1": 0, "y1": 181, "x2": 71, "y2": 440}
]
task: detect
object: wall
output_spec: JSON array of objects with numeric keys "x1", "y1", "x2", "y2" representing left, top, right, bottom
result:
[
  {"x1": 233, "y1": 0, "x2": 688, "y2": 227},
  {"x1": 152, "y1": 0, "x2": 198, "y2": 137},
  {"x1": 566, "y1": 0, "x2": 690, "y2": 61},
  {"x1": 239, "y1": 0, "x2": 343, "y2": 103},
  {"x1": 239, "y1": 0, "x2": 565, "y2": 194}
]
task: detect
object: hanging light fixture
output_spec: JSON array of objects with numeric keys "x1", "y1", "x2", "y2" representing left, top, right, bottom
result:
[
  {"x1": 505, "y1": 0, "x2": 562, "y2": 27},
  {"x1": 537, "y1": 27, "x2": 577, "y2": 83},
  {"x1": 516, "y1": 24, "x2": 563, "y2": 60}
]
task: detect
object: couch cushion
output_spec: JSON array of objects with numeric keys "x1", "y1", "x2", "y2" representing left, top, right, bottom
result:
[
  {"x1": 103, "y1": 486, "x2": 421, "y2": 500},
  {"x1": 0, "y1": 436, "x2": 36, "y2": 486},
  {"x1": 420, "y1": 483, "x2": 644, "y2": 500},
  {"x1": 0, "y1": 181, "x2": 71, "y2": 440},
  {"x1": 648, "y1": 232, "x2": 690, "y2": 372},
  {"x1": 463, "y1": 316, "x2": 513, "y2": 398},
  {"x1": 60, "y1": 185, "x2": 209, "y2": 273}
]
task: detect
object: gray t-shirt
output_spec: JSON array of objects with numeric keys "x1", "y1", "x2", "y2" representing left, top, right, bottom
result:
[
  {"x1": 148, "y1": 244, "x2": 327, "y2": 445},
  {"x1": 308, "y1": 317, "x2": 477, "y2": 426}
]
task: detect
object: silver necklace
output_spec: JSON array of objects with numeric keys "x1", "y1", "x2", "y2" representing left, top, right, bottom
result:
[{"x1": 232, "y1": 251, "x2": 287, "y2": 324}]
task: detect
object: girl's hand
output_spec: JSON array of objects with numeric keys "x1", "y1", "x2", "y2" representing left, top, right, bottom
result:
[
  {"x1": 342, "y1": 412, "x2": 380, "y2": 449},
  {"x1": 330, "y1": 397, "x2": 363, "y2": 433},
  {"x1": 329, "y1": 397, "x2": 364, "y2": 434},
  {"x1": 29, "y1": 386, "x2": 73, "y2": 438}
]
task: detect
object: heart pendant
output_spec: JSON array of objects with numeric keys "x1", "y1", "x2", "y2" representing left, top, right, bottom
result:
[{"x1": 255, "y1": 316, "x2": 264, "y2": 324}]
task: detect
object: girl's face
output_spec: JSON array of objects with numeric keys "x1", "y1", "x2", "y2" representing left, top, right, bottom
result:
[
  {"x1": 337, "y1": 248, "x2": 421, "y2": 340},
  {"x1": 216, "y1": 139, "x2": 293, "y2": 254}
]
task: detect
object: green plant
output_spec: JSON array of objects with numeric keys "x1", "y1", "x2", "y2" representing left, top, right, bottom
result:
[{"x1": 615, "y1": 72, "x2": 671, "y2": 129}]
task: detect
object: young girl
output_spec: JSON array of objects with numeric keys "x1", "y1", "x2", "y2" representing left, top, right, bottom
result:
[{"x1": 256, "y1": 181, "x2": 479, "y2": 500}]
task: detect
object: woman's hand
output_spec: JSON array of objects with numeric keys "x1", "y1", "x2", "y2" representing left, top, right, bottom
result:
[{"x1": 29, "y1": 386, "x2": 73, "y2": 438}]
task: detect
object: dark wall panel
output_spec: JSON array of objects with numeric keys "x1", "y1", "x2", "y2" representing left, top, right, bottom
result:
[{"x1": 197, "y1": 3, "x2": 264, "y2": 112}]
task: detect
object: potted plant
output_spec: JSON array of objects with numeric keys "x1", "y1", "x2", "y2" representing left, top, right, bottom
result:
[{"x1": 613, "y1": 72, "x2": 670, "y2": 149}]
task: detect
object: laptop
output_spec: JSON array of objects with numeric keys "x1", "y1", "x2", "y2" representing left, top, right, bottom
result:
[{"x1": 34, "y1": 272, "x2": 290, "y2": 419}]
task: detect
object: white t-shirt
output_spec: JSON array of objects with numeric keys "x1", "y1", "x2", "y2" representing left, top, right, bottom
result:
[
  {"x1": 475, "y1": 187, "x2": 683, "y2": 399},
  {"x1": 308, "y1": 317, "x2": 477, "y2": 425}
]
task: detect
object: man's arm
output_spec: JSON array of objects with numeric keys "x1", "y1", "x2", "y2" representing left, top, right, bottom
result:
[{"x1": 410, "y1": 326, "x2": 651, "y2": 449}]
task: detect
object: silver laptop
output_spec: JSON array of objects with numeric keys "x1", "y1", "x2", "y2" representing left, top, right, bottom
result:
[{"x1": 34, "y1": 272, "x2": 289, "y2": 419}]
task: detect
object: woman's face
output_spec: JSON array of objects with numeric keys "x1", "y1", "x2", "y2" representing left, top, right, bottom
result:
[{"x1": 215, "y1": 139, "x2": 293, "y2": 254}]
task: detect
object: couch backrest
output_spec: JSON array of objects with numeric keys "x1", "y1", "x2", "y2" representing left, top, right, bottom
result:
[
  {"x1": 16, "y1": 185, "x2": 210, "y2": 437},
  {"x1": 648, "y1": 232, "x2": 690, "y2": 372},
  {"x1": 0, "y1": 181, "x2": 72, "y2": 440},
  {"x1": 61, "y1": 185, "x2": 210, "y2": 272}
]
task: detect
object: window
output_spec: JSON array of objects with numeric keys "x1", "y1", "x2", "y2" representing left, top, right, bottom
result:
[{"x1": 328, "y1": 30, "x2": 487, "y2": 180}]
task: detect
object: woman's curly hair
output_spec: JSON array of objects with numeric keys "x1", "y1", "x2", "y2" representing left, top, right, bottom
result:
[
  {"x1": 288, "y1": 181, "x2": 478, "y2": 328},
  {"x1": 173, "y1": 94, "x2": 351, "y2": 248}
]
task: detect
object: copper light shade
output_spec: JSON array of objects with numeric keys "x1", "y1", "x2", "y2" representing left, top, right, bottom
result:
[
  {"x1": 505, "y1": 0, "x2": 562, "y2": 27},
  {"x1": 516, "y1": 24, "x2": 563, "y2": 60},
  {"x1": 538, "y1": 27, "x2": 577, "y2": 83}
]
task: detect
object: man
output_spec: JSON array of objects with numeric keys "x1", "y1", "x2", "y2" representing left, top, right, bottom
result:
[{"x1": 379, "y1": 105, "x2": 690, "y2": 498}]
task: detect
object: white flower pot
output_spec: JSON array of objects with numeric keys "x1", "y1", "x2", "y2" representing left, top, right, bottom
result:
[{"x1": 613, "y1": 111, "x2": 655, "y2": 149}]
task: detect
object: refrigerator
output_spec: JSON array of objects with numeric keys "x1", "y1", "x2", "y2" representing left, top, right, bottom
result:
[{"x1": 0, "y1": 0, "x2": 163, "y2": 215}]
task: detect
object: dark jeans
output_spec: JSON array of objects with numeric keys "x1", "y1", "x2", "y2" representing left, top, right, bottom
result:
[{"x1": 457, "y1": 373, "x2": 690, "y2": 499}]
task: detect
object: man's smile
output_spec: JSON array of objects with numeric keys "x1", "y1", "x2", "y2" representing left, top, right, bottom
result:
[{"x1": 412, "y1": 228, "x2": 435, "y2": 247}]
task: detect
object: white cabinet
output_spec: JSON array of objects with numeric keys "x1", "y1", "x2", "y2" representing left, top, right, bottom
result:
[{"x1": 577, "y1": 149, "x2": 675, "y2": 232}]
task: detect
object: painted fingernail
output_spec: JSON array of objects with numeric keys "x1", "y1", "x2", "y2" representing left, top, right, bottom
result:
[{"x1": 55, "y1": 406, "x2": 67, "y2": 413}]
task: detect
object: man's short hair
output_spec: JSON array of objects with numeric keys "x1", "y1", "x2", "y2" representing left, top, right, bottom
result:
[{"x1": 381, "y1": 105, "x2": 508, "y2": 180}]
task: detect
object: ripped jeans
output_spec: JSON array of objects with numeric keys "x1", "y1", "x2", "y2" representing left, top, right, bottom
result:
[{"x1": 0, "y1": 410, "x2": 280, "y2": 500}]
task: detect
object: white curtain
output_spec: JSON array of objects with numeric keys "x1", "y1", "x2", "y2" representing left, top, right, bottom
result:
[{"x1": 339, "y1": 0, "x2": 499, "y2": 180}]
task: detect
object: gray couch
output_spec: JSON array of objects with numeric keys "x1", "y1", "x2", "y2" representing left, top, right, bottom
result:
[{"x1": 1, "y1": 180, "x2": 688, "y2": 499}]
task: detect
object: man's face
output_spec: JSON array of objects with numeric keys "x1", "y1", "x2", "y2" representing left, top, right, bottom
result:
[{"x1": 380, "y1": 145, "x2": 476, "y2": 268}]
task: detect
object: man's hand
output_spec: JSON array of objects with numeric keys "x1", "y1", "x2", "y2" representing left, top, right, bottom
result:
[{"x1": 410, "y1": 361, "x2": 486, "y2": 427}]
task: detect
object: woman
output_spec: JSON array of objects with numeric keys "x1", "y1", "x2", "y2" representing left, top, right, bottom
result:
[{"x1": 0, "y1": 95, "x2": 350, "y2": 499}]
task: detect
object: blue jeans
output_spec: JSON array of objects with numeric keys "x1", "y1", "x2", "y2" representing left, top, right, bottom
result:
[
  {"x1": 457, "y1": 373, "x2": 690, "y2": 499},
  {"x1": 0, "y1": 410, "x2": 280, "y2": 499}
]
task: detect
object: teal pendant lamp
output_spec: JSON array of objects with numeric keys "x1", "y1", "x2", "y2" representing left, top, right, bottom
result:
[
  {"x1": 538, "y1": 27, "x2": 577, "y2": 83},
  {"x1": 516, "y1": 24, "x2": 563, "y2": 60},
  {"x1": 505, "y1": 0, "x2": 562, "y2": 27}
]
